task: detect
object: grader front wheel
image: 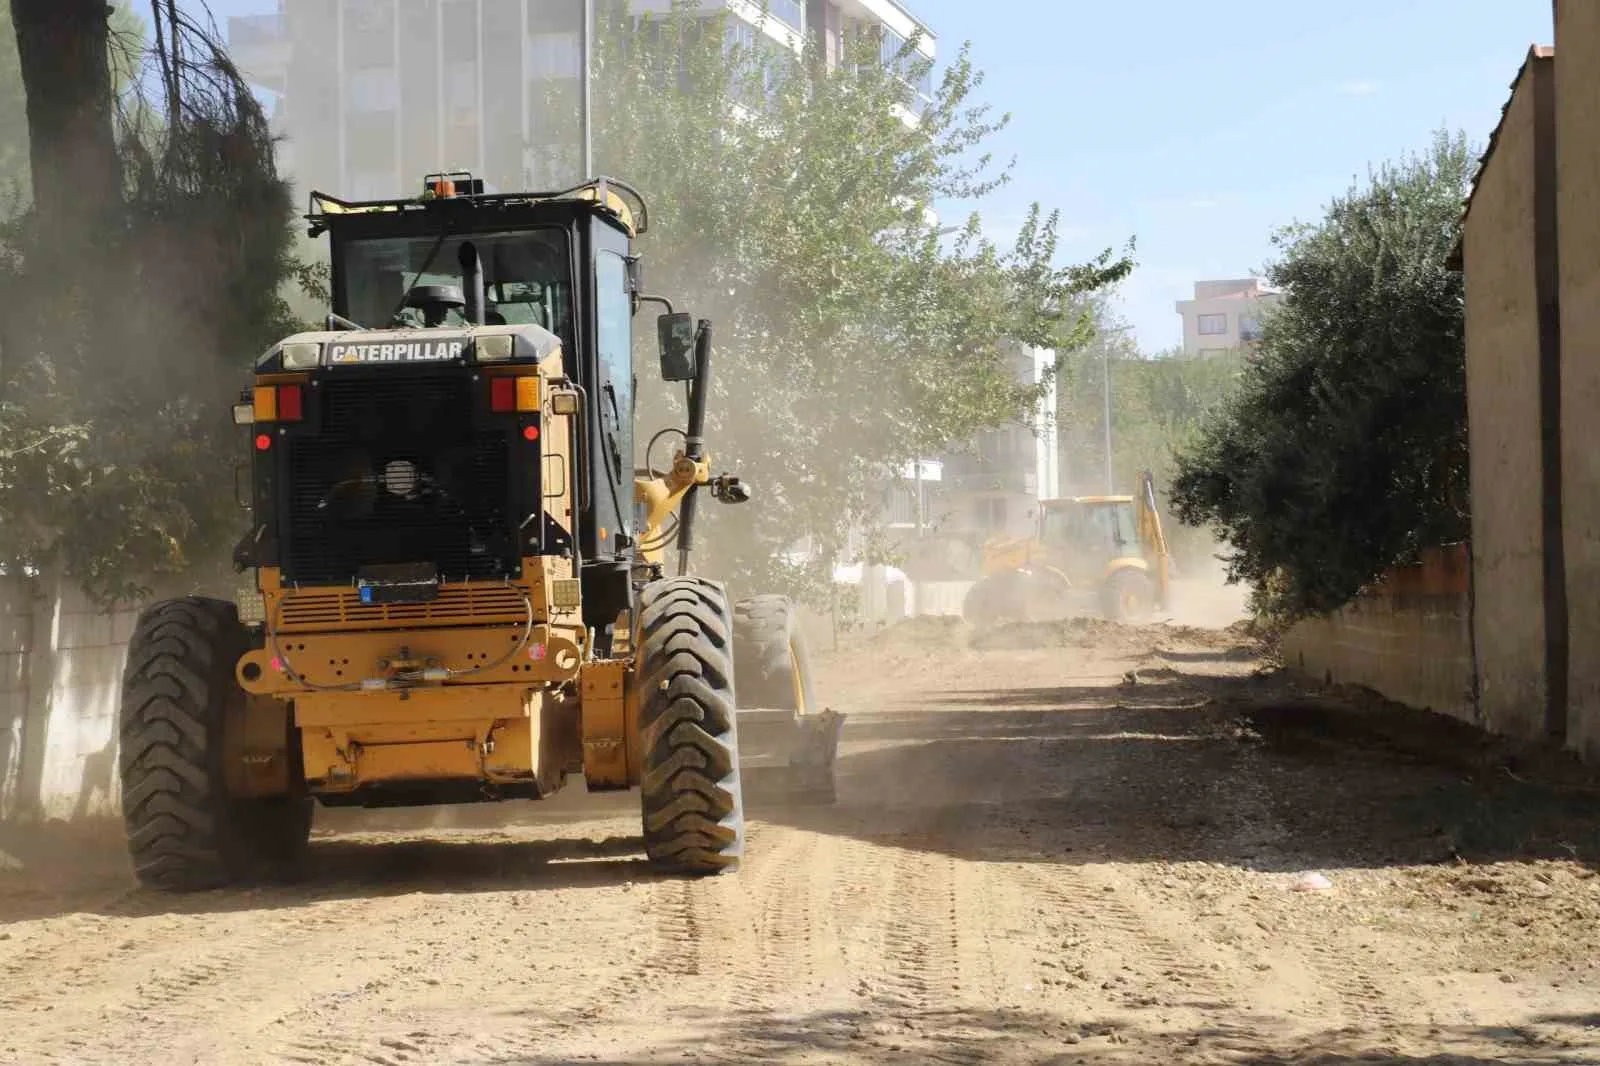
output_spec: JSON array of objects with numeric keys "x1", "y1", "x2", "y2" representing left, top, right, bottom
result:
[
  {"x1": 636, "y1": 577, "x2": 746, "y2": 875},
  {"x1": 117, "y1": 596, "x2": 312, "y2": 892}
]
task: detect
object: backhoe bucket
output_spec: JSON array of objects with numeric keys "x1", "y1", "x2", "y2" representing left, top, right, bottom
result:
[{"x1": 737, "y1": 706, "x2": 846, "y2": 806}]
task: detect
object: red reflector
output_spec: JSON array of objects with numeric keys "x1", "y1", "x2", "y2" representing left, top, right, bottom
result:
[
  {"x1": 277, "y1": 384, "x2": 303, "y2": 421},
  {"x1": 490, "y1": 377, "x2": 516, "y2": 412},
  {"x1": 254, "y1": 433, "x2": 272, "y2": 451},
  {"x1": 523, "y1": 424, "x2": 540, "y2": 442}
]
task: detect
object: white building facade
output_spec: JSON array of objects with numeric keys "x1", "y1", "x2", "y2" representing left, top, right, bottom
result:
[{"x1": 227, "y1": 0, "x2": 935, "y2": 200}]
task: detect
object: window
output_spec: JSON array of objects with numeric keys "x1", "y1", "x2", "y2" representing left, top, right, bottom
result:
[
  {"x1": 1197, "y1": 313, "x2": 1227, "y2": 336},
  {"x1": 342, "y1": 0, "x2": 394, "y2": 67},
  {"x1": 526, "y1": 32, "x2": 580, "y2": 80},
  {"x1": 347, "y1": 67, "x2": 398, "y2": 113},
  {"x1": 347, "y1": 171, "x2": 394, "y2": 202},
  {"x1": 336, "y1": 227, "x2": 571, "y2": 337},
  {"x1": 763, "y1": 0, "x2": 803, "y2": 30},
  {"x1": 446, "y1": 61, "x2": 477, "y2": 118},
  {"x1": 1239, "y1": 316, "x2": 1263, "y2": 342},
  {"x1": 595, "y1": 250, "x2": 635, "y2": 538}
]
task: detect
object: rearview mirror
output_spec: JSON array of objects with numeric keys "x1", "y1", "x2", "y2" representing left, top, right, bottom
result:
[{"x1": 657, "y1": 312, "x2": 697, "y2": 382}]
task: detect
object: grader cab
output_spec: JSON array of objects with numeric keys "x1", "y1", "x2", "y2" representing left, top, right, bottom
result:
[{"x1": 115, "y1": 173, "x2": 842, "y2": 892}]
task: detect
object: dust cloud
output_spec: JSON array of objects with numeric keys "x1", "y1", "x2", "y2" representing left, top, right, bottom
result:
[{"x1": 1165, "y1": 538, "x2": 1251, "y2": 629}]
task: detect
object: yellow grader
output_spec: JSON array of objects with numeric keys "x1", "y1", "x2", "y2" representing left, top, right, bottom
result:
[
  {"x1": 961, "y1": 471, "x2": 1173, "y2": 626},
  {"x1": 115, "y1": 173, "x2": 842, "y2": 891}
]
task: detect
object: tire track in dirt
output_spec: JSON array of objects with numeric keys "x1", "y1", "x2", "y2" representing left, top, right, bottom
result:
[
  {"x1": 114, "y1": 895, "x2": 434, "y2": 1064},
  {"x1": 381, "y1": 828, "x2": 770, "y2": 1066},
  {"x1": 516, "y1": 824, "x2": 833, "y2": 1066},
  {"x1": 0, "y1": 898, "x2": 341, "y2": 1061},
  {"x1": 1010, "y1": 861, "x2": 1274, "y2": 1056},
  {"x1": 1200, "y1": 741, "x2": 1421, "y2": 1043},
  {"x1": 294, "y1": 880, "x2": 657, "y2": 1066},
  {"x1": 718, "y1": 823, "x2": 822, "y2": 1013},
  {"x1": 870, "y1": 846, "x2": 961, "y2": 1014}
]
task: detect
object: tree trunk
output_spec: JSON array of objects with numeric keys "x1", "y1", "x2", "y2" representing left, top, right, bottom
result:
[{"x1": 10, "y1": 0, "x2": 119, "y2": 245}]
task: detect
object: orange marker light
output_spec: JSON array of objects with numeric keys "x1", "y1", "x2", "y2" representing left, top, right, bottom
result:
[
  {"x1": 515, "y1": 376, "x2": 541, "y2": 412},
  {"x1": 252, "y1": 385, "x2": 277, "y2": 422}
]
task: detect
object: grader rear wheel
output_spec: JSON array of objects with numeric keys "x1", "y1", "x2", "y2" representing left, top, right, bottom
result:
[
  {"x1": 117, "y1": 596, "x2": 312, "y2": 892},
  {"x1": 732, "y1": 595, "x2": 839, "y2": 805},
  {"x1": 636, "y1": 576, "x2": 746, "y2": 875},
  {"x1": 732, "y1": 595, "x2": 816, "y2": 715}
]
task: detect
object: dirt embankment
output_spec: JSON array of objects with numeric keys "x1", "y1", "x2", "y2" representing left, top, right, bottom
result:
[{"x1": 2, "y1": 617, "x2": 1599, "y2": 1065}]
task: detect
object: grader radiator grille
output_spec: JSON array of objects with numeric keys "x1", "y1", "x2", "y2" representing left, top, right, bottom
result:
[
  {"x1": 279, "y1": 371, "x2": 518, "y2": 586},
  {"x1": 274, "y1": 583, "x2": 529, "y2": 632}
]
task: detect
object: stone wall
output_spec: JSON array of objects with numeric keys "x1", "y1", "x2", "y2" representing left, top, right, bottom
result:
[{"x1": 1282, "y1": 545, "x2": 1478, "y2": 729}]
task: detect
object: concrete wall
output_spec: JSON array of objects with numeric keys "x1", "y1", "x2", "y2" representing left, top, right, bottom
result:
[
  {"x1": 1460, "y1": 50, "x2": 1561, "y2": 743},
  {"x1": 1282, "y1": 546, "x2": 1477, "y2": 728},
  {"x1": 0, "y1": 576, "x2": 140, "y2": 828},
  {"x1": 1556, "y1": 0, "x2": 1600, "y2": 762}
]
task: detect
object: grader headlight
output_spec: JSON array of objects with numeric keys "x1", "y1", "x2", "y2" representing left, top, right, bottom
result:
[
  {"x1": 475, "y1": 334, "x2": 515, "y2": 362},
  {"x1": 280, "y1": 342, "x2": 322, "y2": 370},
  {"x1": 235, "y1": 570, "x2": 266, "y2": 625}
]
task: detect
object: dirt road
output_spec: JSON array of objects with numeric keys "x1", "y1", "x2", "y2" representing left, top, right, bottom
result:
[{"x1": 3, "y1": 615, "x2": 1600, "y2": 1065}]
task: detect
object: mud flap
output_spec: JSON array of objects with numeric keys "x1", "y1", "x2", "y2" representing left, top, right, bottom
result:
[{"x1": 736, "y1": 707, "x2": 846, "y2": 806}]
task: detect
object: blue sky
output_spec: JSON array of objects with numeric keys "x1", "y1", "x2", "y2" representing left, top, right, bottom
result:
[
  {"x1": 907, "y1": 0, "x2": 1554, "y2": 351},
  {"x1": 149, "y1": 0, "x2": 1553, "y2": 352}
]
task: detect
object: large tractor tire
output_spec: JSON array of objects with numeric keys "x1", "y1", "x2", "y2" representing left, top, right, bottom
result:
[
  {"x1": 961, "y1": 570, "x2": 1031, "y2": 627},
  {"x1": 1101, "y1": 568, "x2": 1156, "y2": 624},
  {"x1": 732, "y1": 595, "x2": 840, "y2": 805},
  {"x1": 118, "y1": 596, "x2": 312, "y2": 892},
  {"x1": 963, "y1": 568, "x2": 1072, "y2": 627},
  {"x1": 636, "y1": 576, "x2": 745, "y2": 875},
  {"x1": 732, "y1": 595, "x2": 816, "y2": 716}
]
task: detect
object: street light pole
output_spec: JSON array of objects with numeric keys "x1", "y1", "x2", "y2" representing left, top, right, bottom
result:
[
  {"x1": 580, "y1": 0, "x2": 594, "y2": 178},
  {"x1": 1099, "y1": 324, "x2": 1134, "y2": 495},
  {"x1": 1102, "y1": 340, "x2": 1113, "y2": 495}
]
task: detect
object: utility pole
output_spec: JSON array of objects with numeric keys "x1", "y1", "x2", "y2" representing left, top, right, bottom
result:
[
  {"x1": 1100, "y1": 324, "x2": 1134, "y2": 495},
  {"x1": 580, "y1": 0, "x2": 594, "y2": 178},
  {"x1": 914, "y1": 461, "x2": 924, "y2": 537},
  {"x1": 1102, "y1": 339, "x2": 1113, "y2": 494}
]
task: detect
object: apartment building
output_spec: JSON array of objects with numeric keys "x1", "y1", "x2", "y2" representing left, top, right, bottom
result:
[
  {"x1": 930, "y1": 344, "x2": 1059, "y2": 540},
  {"x1": 227, "y1": 0, "x2": 935, "y2": 200},
  {"x1": 1173, "y1": 277, "x2": 1283, "y2": 357}
]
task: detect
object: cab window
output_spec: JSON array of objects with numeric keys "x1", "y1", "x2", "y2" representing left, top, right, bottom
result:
[{"x1": 595, "y1": 249, "x2": 634, "y2": 524}]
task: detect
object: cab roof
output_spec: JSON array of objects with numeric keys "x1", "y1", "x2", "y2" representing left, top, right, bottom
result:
[{"x1": 305, "y1": 174, "x2": 649, "y2": 240}]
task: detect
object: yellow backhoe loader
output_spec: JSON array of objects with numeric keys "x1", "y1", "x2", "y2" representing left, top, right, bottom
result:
[
  {"x1": 961, "y1": 470, "x2": 1172, "y2": 626},
  {"x1": 115, "y1": 173, "x2": 842, "y2": 892}
]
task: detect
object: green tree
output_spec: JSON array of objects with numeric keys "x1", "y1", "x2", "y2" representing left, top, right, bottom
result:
[
  {"x1": 1168, "y1": 129, "x2": 1475, "y2": 620},
  {"x1": 575, "y1": 3, "x2": 1133, "y2": 602},
  {"x1": 0, "y1": 2, "x2": 309, "y2": 604}
]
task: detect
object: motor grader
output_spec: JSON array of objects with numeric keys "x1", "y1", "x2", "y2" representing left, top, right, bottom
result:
[
  {"x1": 961, "y1": 470, "x2": 1172, "y2": 626},
  {"x1": 115, "y1": 173, "x2": 842, "y2": 892}
]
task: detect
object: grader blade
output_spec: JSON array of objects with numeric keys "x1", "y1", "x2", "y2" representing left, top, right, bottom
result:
[{"x1": 737, "y1": 707, "x2": 845, "y2": 806}]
